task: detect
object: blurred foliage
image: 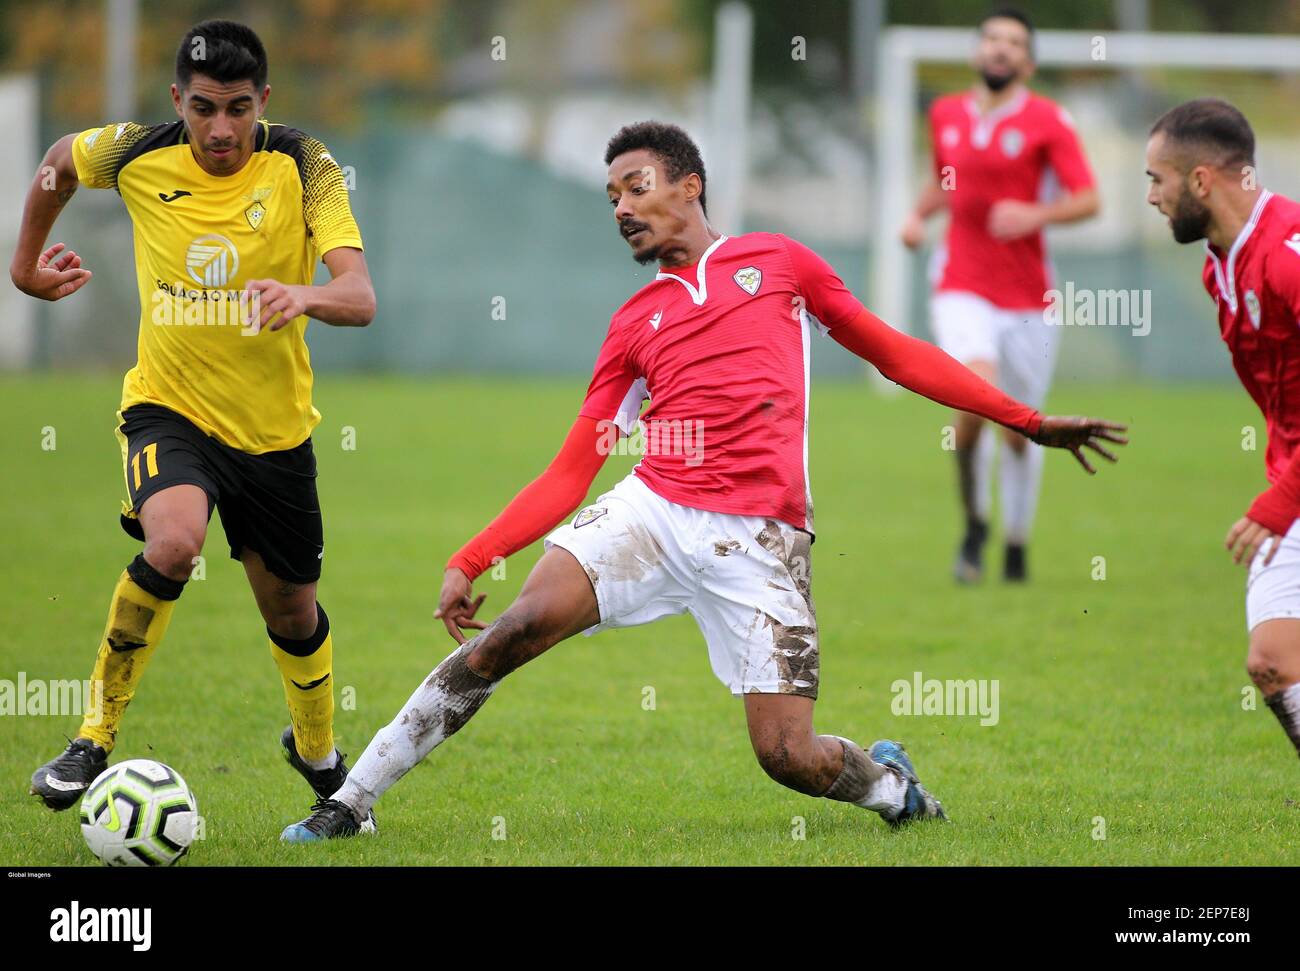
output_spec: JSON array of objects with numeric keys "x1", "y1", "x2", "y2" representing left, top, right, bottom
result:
[{"x1": 1, "y1": 0, "x2": 1299, "y2": 135}]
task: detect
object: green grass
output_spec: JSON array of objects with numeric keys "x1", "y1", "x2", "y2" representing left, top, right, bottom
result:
[{"x1": 2, "y1": 374, "x2": 1296, "y2": 865}]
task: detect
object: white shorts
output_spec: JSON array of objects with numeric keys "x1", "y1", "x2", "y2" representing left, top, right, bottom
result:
[
  {"x1": 930, "y1": 290, "x2": 1061, "y2": 408},
  {"x1": 544, "y1": 473, "x2": 819, "y2": 698},
  {"x1": 1246, "y1": 520, "x2": 1300, "y2": 630}
]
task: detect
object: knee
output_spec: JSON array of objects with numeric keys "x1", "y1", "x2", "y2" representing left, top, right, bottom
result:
[
  {"x1": 143, "y1": 531, "x2": 204, "y2": 581},
  {"x1": 466, "y1": 609, "x2": 535, "y2": 681},
  {"x1": 1247, "y1": 645, "x2": 1285, "y2": 695}
]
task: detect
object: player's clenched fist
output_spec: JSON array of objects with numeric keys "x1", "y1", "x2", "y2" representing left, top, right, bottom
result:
[
  {"x1": 435, "y1": 567, "x2": 489, "y2": 644},
  {"x1": 1030, "y1": 415, "x2": 1129, "y2": 474},
  {"x1": 10, "y1": 243, "x2": 92, "y2": 301}
]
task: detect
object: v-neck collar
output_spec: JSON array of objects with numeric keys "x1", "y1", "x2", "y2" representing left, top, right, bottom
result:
[
  {"x1": 1207, "y1": 189, "x2": 1273, "y2": 313},
  {"x1": 655, "y1": 234, "x2": 730, "y2": 306}
]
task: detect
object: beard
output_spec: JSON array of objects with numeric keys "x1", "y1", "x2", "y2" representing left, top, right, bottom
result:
[
  {"x1": 980, "y1": 66, "x2": 1016, "y2": 92},
  {"x1": 1169, "y1": 186, "x2": 1212, "y2": 244}
]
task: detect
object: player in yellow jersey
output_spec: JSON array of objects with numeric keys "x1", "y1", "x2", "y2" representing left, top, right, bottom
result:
[{"x1": 9, "y1": 20, "x2": 378, "y2": 831}]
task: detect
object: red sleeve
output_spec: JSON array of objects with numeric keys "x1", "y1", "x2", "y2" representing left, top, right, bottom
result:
[
  {"x1": 578, "y1": 317, "x2": 637, "y2": 425},
  {"x1": 828, "y1": 308, "x2": 1043, "y2": 436},
  {"x1": 446, "y1": 417, "x2": 610, "y2": 581},
  {"x1": 780, "y1": 235, "x2": 864, "y2": 331},
  {"x1": 1044, "y1": 106, "x2": 1095, "y2": 193}
]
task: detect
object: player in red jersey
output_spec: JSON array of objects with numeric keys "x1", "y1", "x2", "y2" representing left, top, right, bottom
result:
[
  {"x1": 901, "y1": 7, "x2": 1100, "y2": 584},
  {"x1": 283, "y1": 121, "x2": 1125, "y2": 841},
  {"x1": 1146, "y1": 98, "x2": 1300, "y2": 765}
]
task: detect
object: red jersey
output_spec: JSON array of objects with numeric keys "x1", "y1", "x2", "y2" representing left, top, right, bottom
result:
[
  {"x1": 928, "y1": 88, "x2": 1095, "y2": 309},
  {"x1": 1202, "y1": 190, "x2": 1300, "y2": 485},
  {"x1": 579, "y1": 232, "x2": 863, "y2": 532}
]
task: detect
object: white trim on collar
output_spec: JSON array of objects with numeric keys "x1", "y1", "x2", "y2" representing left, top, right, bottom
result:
[
  {"x1": 655, "y1": 234, "x2": 730, "y2": 306},
  {"x1": 965, "y1": 88, "x2": 1029, "y2": 149},
  {"x1": 1206, "y1": 189, "x2": 1273, "y2": 313}
]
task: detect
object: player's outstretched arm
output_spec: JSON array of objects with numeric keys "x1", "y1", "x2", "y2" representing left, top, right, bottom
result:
[
  {"x1": 829, "y1": 307, "x2": 1127, "y2": 473},
  {"x1": 9, "y1": 134, "x2": 92, "y2": 302},
  {"x1": 435, "y1": 416, "x2": 612, "y2": 642}
]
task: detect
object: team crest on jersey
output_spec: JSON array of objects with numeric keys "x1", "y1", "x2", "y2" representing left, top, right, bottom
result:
[
  {"x1": 186, "y1": 234, "x2": 240, "y2": 287},
  {"x1": 573, "y1": 506, "x2": 607, "y2": 529},
  {"x1": 1246, "y1": 289, "x2": 1262, "y2": 329},
  {"x1": 941, "y1": 125, "x2": 960, "y2": 149},
  {"x1": 243, "y1": 186, "x2": 272, "y2": 232},
  {"x1": 1000, "y1": 128, "x2": 1024, "y2": 158},
  {"x1": 733, "y1": 266, "x2": 762, "y2": 296}
]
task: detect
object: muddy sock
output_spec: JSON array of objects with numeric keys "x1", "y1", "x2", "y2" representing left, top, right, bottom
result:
[
  {"x1": 820, "y1": 736, "x2": 906, "y2": 815},
  {"x1": 1264, "y1": 682, "x2": 1300, "y2": 758},
  {"x1": 334, "y1": 642, "x2": 497, "y2": 820}
]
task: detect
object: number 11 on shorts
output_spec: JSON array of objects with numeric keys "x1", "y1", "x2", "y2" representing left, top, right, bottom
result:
[{"x1": 131, "y1": 442, "x2": 159, "y2": 489}]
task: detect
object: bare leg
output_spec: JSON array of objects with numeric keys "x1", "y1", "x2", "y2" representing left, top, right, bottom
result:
[
  {"x1": 1248, "y1": 619, "x2": 1300, "y2": 758},
  {"x1": 743, "y1": 694, "x2": 905, "y2": 814},
  {"x1": 334, "y1": 547, "x2": 600, "y2": 819}
]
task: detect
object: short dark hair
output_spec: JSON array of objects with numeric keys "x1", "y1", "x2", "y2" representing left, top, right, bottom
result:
[
  {"x1": 176, "y1": 20, "x2": 268, "y2": 90},
  {"x1": 604, "y1": 121, "x2": 707, "y2": 215},
  {"x1": 1150, "y1": 98, "x2": 1255, "y2": 171},
  {"x1": 979, "y1": 6, "x2": 1034, "y2": 41}
]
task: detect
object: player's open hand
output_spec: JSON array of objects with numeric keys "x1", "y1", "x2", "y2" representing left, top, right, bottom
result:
[
  {"x1": 243, "y1": 278, "x2": 309, "y2": 333},
  {"x1": 1225, "y1": 516, "x2": 1280, "y2": 568},
  {"x1": 1031, "y1": 416, "x2": 1128, "y2": 474},
  {"x1": 435, "y1": 567, "x2": 489, "y2": 644},
  {"x1": 11, "y1": 243, "x2": 92, "y2": 301}
]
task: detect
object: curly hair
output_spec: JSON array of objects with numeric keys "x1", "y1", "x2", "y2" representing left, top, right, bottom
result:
[{"x1": 604, "y1": 121, "x2": 707, "y2": 215}]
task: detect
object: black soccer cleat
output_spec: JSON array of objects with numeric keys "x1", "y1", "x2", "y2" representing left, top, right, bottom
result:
[
  {"x1": 30, "y1": 737, "x2": 108, "y2": 811},
  {"x1": 280, "y1": 725, "x2": 375, "y2": 832},
  {"x1": 953, "y1": 519, "x2": 989, "y2": 584},
  {"x1": 1004, "y1": 543, "x2": 1027, "y2": 582},
  {"x1": 281, "y1": 797, "x2": 373, "y2": 842}
]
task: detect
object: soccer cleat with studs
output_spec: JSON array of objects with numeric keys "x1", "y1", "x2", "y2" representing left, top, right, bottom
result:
[
  {"x1": 280, "y1": 797, "x2": 373, "y2": 842},
  {"x1": 280, "y1": 725, "x2": 375, "y2": 834},
  {"x1": 30, "y1": 737, "x2": 109, "y2": 811},
  {"x1": 868, "y1": 739, "x2": 947, "y2": 827}
]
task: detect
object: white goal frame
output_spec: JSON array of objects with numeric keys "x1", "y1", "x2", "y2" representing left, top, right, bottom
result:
[{"x1": 871, "y1": 27, "x2": 1300, "y2": 340}]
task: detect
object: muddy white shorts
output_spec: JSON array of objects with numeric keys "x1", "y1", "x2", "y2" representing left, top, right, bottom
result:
[
  {"x1": 930, "y1": 289, "x2": 1060, "y2": 408},
  {"x1": 1246, "y1": 520, "x2": 1300, "y2": 630},
  {"x1": 544, "y1": 473, "x2": 819, "y2": 698}
]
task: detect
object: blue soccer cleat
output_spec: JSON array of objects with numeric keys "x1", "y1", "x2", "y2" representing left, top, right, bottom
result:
[
  {"x1": 280, "y1": 797, "x2": 375, "y2": 842},
  {"x1": 868, "y1": 740, "x2": 947, "y2": 827}
]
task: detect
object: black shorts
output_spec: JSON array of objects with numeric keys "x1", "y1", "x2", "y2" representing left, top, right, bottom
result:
[{"x1": 117, "y1": 404, "x2": 324, "y2": 584}]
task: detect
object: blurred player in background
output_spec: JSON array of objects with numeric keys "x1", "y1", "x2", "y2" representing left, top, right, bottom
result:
[
  {"x1": 8, "y1": 20, "x2": 377, "y2": 826},
  {"x1": 283, "y1": 120, "x2": 1125, "y2": 841},
  {"x1": 901, "y1": 7, "x2": 1099, "y2": 583},
  {"x1": 1146, "y1": 98, "x2": 1300, "y2": 766}
]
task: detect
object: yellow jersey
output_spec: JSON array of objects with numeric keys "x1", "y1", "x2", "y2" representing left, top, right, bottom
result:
[{"x1": 72, "y1": 118, "x2": 363, "y2": 453}]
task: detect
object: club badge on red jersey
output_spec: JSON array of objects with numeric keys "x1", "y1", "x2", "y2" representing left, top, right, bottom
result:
[{"x1": 733, "y1": 266, "x2": 762, "y2": 295}]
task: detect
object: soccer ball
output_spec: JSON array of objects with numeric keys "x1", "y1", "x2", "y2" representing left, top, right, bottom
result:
[{"x1": 78, "y1": 759, "x2": 199, "y2": 866}]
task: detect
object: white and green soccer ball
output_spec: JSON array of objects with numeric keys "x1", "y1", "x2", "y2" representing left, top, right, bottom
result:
[{"x1": 78, "y1": 759, "x2": 198, "y2": 866}]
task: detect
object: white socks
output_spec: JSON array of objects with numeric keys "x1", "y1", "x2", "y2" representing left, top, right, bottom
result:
[
  {"x1": 1000, "y1": 439, "x2": 1045, "y2": 545},
  {"x1": 822, "y1": 736, "x2": 907, "y2": 816},
  {"x1": 334, "y1": 643, "x2": 497, "y2": 820}
]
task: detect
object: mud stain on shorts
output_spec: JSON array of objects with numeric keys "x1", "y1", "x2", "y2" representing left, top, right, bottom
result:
[{"x1": 713, "y1": 539, "x2": 742, "y2": 557}]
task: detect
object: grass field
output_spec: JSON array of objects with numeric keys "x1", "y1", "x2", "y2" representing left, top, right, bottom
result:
[{"x1": 2, "y1": 373, "x2": 1297, "y2": 866}]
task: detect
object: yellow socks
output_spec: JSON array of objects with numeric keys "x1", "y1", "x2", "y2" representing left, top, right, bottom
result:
[
  {"x1": 268, "y1": 603, "x2": 335, "y2": 767},
  {"x1": 79, "y1": 554, "x2": 185, "y2": 751}
]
